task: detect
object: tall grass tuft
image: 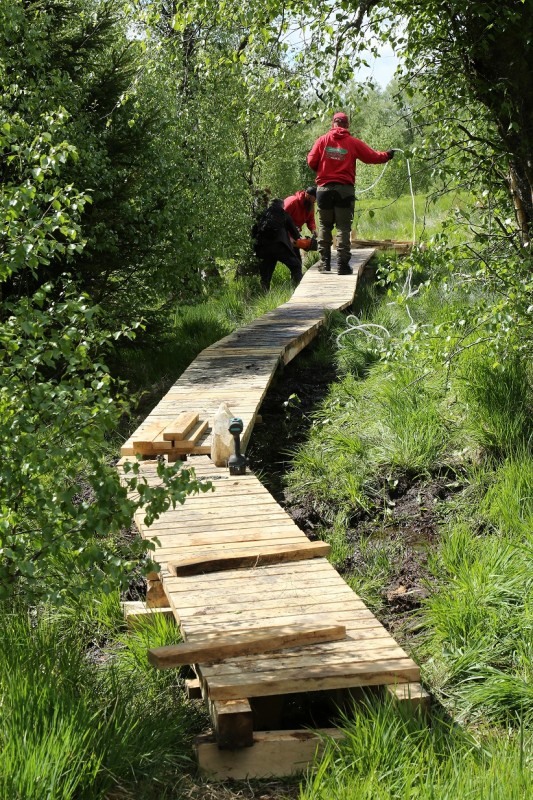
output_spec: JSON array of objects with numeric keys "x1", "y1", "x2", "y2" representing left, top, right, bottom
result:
[
  {"x1": 0, "y1": 599, "x2": 201, "y2": 799},
  {"x1": 300, "y1": 698, "x2": 532, "y2": 799},
  {"x1": 454, "y1": 352, "x2": 533, "y2": 457},
  {"x1": 421, "y1": 510, "x2": 533, "y2": 722}
]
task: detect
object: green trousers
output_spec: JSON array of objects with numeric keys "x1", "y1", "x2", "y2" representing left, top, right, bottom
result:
[{"x1": 316, "y1": 184, "x2": 355, "y2": 268}]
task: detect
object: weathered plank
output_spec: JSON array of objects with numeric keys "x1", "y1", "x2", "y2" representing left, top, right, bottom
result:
[
  {"x1": 207, "y1": 658, "x2": 421, "y2": 700},
  {"x1": 148, "y1": 622, "x2": 346, "y2": 669},
  {"x1": 121, "y1": 601, "x2": 174, "y2": 628},
  {"x1": 166, "y1": 541, "x2": 330, "y2": 576},
  {"x1": 196, "y1": 728, "x2": 345, "y2": 780}
]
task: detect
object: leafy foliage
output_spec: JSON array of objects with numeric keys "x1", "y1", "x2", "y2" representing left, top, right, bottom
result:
[
  {"x1": 0, "y1": 280, "x2": 212, "y2": 602},
  {"x1": 0, "y1": 11, "x2": 213, "y2": 601}
]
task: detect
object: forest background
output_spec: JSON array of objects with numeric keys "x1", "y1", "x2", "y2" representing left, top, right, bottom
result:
[{"x1": 1, "y1": 0, "x2": 532, "y2": 798}]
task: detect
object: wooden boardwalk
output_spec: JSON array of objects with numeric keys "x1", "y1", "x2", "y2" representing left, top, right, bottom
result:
[
  {"x1": 122, "y1": 251, "x2": 374, "y2": 457},
  {"x1": 120, "y1": 253, "x2": 425, "y2": 780}
]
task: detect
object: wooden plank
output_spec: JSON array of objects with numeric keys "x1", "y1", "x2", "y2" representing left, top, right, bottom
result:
[
  {"x1": 352, "y1": 238, "x2": 413, "y2": 252},
  {"x1": 184, "y1": 618, "x2": 389, "y2": 644},
  {"x1": 129, "y1": 439, "x2": 173, "y2": 454},
  {"x1": 141, "y1": 506, "x2": 294, "y2": 522},
  {"x1": 177, "y1": 598, "x2": 368, "y2": 625},
  {"x1": 199, "y1": 633, "x2": 399, "y2": 675},
  {"x1": 202, "y1": 644, "x2": 409, "y2": 677},
  {"x1": 162, "y1": 412, "x2": 199, "y2": 441},
  {"x1": 152, "y1": 529, "x2": 311, "y2": 548},
  {"x1": 148, "y1": 623, "x2": 346, "y2": 668},
  {"x1": 149, "y1": 492, "x2": 287, "y2": 508},
  {"x1": 121, "y1": 601, "x2": 174, "y2": 629},
  {"x1": 162, "y1": 561, "x2": 341, "y2": 589},
  {"x1": 185, "y1": 677, "x2": 203, "y2": 699},
  {"x1": 159, "y1": 532, "x2": 305, "y2": 549},
  {"x1": 386, "y1": 682, "x2": 430, "y2": 711},
  {"x1": 164, "y1": 575, "x2": 354, "y2": 600},
  {"x1": 141, "y1": 519, "x2": 305, "y2": 537},
  {"x1": 180, "y1": 610, "x2": 381, "y2": 635},
  {"x1": 196, "y1": 728, "x2": 344, "y2": 780},
  {"x1": 167, "y1": 541, "x2": 330, "y2": 576},
  {"x1": 207, "y1": 658, "x2": 421, "y2": 700},
  {"x1": 146, "y1": 579, "x2": 171, "y2": 609},
  {"x1": 122, "y1": 424, "x2": 174, "y2": 456},
  {"x1": 174, "y1": 594, "x2": 363, "y2": 620},
  {"x1": 178, "y1": 418, "x2": 209, "y2": 445}
]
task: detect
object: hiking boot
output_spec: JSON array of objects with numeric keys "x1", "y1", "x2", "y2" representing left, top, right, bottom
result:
[
  {"x1": 317, "y1": 260, "x2": 331, "y2": 273},
  {"x1": 337, "y1": 265, "x2": 353, "y2": 275}
]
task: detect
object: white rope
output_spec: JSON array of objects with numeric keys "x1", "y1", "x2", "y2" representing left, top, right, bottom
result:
[
  {"x1": 354, "y1": 162, "x2": 390, "y2": 195},
  {"x1": 336, "y1": 314, "x2": 391, "y2": 347},
  {"x1": 336, "y1": 152, "x2": 419, "y2": 351},
  {"x1": 355, "y1": 148, "x2": 417, "y2": 246}
]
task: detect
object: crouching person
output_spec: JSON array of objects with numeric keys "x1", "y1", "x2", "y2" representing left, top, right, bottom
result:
[{"x1": 252, "y1": 198, "x2": 303, "y2": 291}]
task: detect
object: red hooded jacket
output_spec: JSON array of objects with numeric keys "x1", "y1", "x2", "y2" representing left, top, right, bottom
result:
[
  {"x1": 307, "y1": 127, "x2": 390, "y2": 186},
  {"x1": 283, "y1": 191, "x2": 316, "y2": 233}
]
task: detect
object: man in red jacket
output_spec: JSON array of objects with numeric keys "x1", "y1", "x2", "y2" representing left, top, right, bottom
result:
[
  {"x1": 283, "y1": 186, "x2": 317, "y2": 268},
  {"x1": 307, "y1": 112, "x2": 394, "y2": 275},
  {"x1": 283, "y1": 187, "x2": 317, "y2": 237}
]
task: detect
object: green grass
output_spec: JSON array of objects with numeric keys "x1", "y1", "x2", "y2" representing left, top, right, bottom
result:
[
  {"x1": 353, "y1": 192, "x2": 471, "y2": 242},
  {"x1": 453, "y1": 352, "x2": 533, "y2": 458},
  {"x1": 287, "y1": 361, "x2": 452, "y2": 514},
  {"x1": 0, "y1": 597, "x2": 204, "y2": 799},
  {"x1": 300, "y1": 698, "x2": 533, "y2": 799}
]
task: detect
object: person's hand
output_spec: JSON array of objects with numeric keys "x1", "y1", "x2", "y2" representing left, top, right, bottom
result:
[{"x1": 386, "y1": 149, "x2": 395, "y2": 159}]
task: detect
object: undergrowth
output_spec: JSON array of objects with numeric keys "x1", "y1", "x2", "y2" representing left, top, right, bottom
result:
[
  {"x1": 0, "y1": 596, "x2": 204, "y2": 799},
  {"x1": 285, "y1": 249, "x2": 533, "y2": 791}
]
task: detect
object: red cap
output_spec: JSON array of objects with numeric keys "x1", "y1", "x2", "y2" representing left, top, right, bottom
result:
[{"x1": 332, "y1": 112, "x2": 349, "y2": 125}]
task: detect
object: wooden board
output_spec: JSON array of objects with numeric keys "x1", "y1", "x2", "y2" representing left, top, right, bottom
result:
[
  {"x1": 196, "y1": 728, "x2": 344, "y2": 780},
  {"x1": 166, "y1": 541, "x2": 330, "y2": 576},
  {"x1": 121, "y1": 601, "x2": 174, "y2": 629},
  {"x1": 162, "y1": 412, "x2": 199, "y2": 440},
  {"x1": 148, "y1": 622, "x2": 346, "y2": 668},
  {"x1": 211, "y1": 699, "x2": 254, "y2": 749},
  {"x1": 207, "y1": 658, "x2": 421, "y2": 700},
  {"x1": 387, "y1": 682, "x2": 430, "y2": 710}
]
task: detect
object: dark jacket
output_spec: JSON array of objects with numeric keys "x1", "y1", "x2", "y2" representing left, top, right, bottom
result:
[{"x1": 253, "y1": 200, "x2": 300, "y2": 255}]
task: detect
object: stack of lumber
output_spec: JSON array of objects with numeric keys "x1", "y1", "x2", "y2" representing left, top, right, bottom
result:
[
  {"x1": 351, "y1": 237, "x2": 414, "y2": 253},
  {"x1": 121, "y1": 412, "x2": 210, "y2": 459}
]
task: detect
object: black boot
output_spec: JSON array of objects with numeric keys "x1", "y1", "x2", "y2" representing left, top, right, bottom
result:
[{"x1": 337, "y1": 263, "x2": 353, "y2": 275}]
